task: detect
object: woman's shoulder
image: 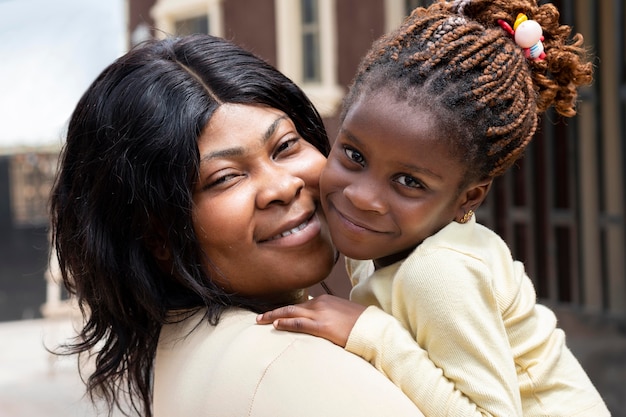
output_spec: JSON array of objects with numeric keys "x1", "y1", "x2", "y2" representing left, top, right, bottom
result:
[{"x1": 154, "y1": 307, "x2": 423, "y2": 417}]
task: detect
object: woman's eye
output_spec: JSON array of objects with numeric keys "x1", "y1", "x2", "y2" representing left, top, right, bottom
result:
[
  {"x1": 274, "y1": 137, "x2": 299, "y2": 157},
  {"x1": 205, "y1": 173, "x2": 239, "y2": 189},
  {"x1": 396, "y1": 174, "x2": 422, "y2": 189},
  {"x1": 344, "y1": 147, "x2": 365, "y2": 165}
]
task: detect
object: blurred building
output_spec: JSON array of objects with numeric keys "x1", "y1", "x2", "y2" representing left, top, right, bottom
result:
[
  {"x1": 0, "y1": 0, "x2": 622, "y2": 413},
  {"x1": 3, "y1": 0, "x2": 624, "y2": 323},
  {"x1": 0, "y1": 153, "x2": 54, "y2": 321},
  {"x1": 0, "y1": 0, "x2": 126, "y2": 321},
  {"x1": 1, "y1": 0, "x2": 623, "y2": 315},
  {"x1": 123, "y1": 2, "x2": 626, "y2": 412},
  {"x1": 133, "y1": 0, "x2": 625, "y2": 323}
]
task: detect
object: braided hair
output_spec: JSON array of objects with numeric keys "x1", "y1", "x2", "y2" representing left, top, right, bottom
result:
[{"x1": 343, "y1": 0, "x2": 592, "y2": 181}]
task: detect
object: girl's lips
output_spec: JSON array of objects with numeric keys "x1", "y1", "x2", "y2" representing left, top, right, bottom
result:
[{"x1": 330, "y1": 204, "x2": 384, "y2": 234}]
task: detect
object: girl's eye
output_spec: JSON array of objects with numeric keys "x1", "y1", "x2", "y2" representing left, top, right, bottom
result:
[
  {"x1": 344, "y1": 147, "x2": 365, "y2": 166},
  {"x1": 396, "y1": 174, "x2": 422, "y2": 189}
]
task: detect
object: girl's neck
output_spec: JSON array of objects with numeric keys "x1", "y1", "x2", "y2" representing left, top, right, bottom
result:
[{"x1": 373, "y1": 246, "x2": 416, "y2": 269}]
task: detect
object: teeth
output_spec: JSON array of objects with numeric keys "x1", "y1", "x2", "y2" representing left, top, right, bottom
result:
[{"x1": 268, "y1": 220, "x2": 308, "y2": 241}]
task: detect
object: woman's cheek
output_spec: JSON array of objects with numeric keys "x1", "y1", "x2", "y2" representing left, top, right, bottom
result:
[
  {"x1": 301, "y1": 150, "x2": 327, "y2": 194},
  {"x1": 319, "y1": 156, "x2": 343, "y2": 197}
]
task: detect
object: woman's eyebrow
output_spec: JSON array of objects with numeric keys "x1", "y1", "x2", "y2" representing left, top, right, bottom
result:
[
  {"x1": 201, "y1": 115, "x2": 289, "y2": 162},
  {"x1": 263, "y1": 115, "x2": 288, "y2": 142}
]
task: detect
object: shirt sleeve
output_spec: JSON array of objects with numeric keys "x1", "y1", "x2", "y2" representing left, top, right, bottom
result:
[{"x1": 346, "y1": 249, "x2": 523, "y2": 417}]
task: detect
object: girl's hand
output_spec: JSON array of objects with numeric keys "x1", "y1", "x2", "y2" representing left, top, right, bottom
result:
[{"x1": 256, "y1": 294, "x2": 366, "y2": 348}]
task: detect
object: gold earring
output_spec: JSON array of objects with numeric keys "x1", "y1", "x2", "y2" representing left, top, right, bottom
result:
[{"x1": 459, "y1": 209, "x2": 474, "y2": 224}]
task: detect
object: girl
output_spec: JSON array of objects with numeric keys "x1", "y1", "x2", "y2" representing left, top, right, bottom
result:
[{"x1": 258, "y1": 0, "x2": 609, "y2": 415}]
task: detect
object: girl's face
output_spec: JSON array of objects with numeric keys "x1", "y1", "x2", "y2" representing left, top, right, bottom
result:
[
  {"x1": 320, "y1": 89, "x2": 468, "y2": 268},
  {"x1": 193, "y1": 103, "x2": 334, "y2": 304}
]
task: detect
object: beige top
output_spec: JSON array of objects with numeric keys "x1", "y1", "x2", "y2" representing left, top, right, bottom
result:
[
  {"x1": 154, "y1": 307, "x2": 425, "y2": 417},
  {"x1": 346, "y1": 217, "x2": 610, "y2": 417}
]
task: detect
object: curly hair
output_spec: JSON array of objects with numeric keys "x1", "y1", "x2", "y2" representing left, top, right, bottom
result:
[{"x1": 343, "y1": 0, "x2": 592, "y2": 180}]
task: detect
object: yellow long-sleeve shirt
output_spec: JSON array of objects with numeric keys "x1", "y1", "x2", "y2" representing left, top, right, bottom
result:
[{"x1": 345, "y1": 216, "x2": 610, "y2": 417}]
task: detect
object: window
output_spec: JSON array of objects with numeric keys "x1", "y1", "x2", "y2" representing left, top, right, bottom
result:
[
  {"x1": 275, "y1": 0, "x2": 343, "y2": 117},
  {"x1": 9, "y1": 153, "x2": 58, "y2": 227},
  {"x1": 405, "y1": 0, "x2": 433, "y2": 16},
  {"x1": 621, "y1": 0, "x2": 626, "y2": 125},
  {"x1": 151, "y1": 0, "x2": 223, "y2": 38},
  {"x1": 301, "y1": 0, "x2": 321, "y2": 83},
  {"x1": 175, "y1": 14, "x2": 209, "y2": 36},
  {"x1": 385, "y1": 0, "x2": 436, "y2": 32}
]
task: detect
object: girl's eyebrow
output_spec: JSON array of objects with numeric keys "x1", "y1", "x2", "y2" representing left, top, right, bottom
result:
[
  {"x1": 201, "y1": 115, "x2": 288, "y2": 162},
  {"x1": 339, "y1": 127, "x2": 364, "y2": 148}
]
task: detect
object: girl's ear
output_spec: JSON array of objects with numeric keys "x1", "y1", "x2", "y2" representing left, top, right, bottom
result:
[{"x1": 455, "y1": 180, "x2": 493, "y2": 223}]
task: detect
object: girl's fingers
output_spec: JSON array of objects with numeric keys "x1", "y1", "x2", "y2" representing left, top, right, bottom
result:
[
  {"x1": 256, "y1": 304, "x2": 307, "y2": 324},
  {"x1": 272, "y1": 317, "x2": 320, "y2": 336}
]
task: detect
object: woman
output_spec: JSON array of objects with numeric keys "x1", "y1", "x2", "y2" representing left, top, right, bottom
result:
[{"x1": 50, "y1": 34, "x2": 424, "y2": 417}]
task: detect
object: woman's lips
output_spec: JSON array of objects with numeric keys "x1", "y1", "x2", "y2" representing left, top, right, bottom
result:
[
  {"x1": 265, "y1": 218, "x2": 310, "y2": 241},
  {"x1": 259, "y1": 212, "x2": 322, "y2": 247}
]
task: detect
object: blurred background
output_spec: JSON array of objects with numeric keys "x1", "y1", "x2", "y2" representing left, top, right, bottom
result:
[{"x1": 0, "y1": 0, "x2": 624, "y2": 415}]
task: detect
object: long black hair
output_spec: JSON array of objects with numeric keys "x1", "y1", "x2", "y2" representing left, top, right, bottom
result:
[{"x1": 49, "y1": 34, "x2": 329, "y2": 416}]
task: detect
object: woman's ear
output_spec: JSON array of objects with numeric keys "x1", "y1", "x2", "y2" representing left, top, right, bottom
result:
[
  {"x1": 145, "y1": 232, "x2": 171, "y2": 261},
  {"x1": 455, "y1": 180, "x2": 493, "y2": 223},
  {"x1": 153, "y1": 242, "x2": 171, "y2": 261}
]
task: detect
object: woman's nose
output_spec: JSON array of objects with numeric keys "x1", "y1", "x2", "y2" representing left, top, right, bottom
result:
[
  {"x1": 255, "y1": 165, "x2": 305, "y2": 208},
  {"x1": 343, "y1": 179, "x2": 388, "y2": 215}
]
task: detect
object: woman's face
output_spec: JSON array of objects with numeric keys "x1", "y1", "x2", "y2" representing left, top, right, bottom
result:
[{"x1": 193, "y1": 103, "x2": 334, "y2": 305}]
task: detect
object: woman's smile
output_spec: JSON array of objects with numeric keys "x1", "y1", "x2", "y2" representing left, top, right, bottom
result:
[{"x1": 261, "y1": 211, "x2": 321, "y2": 244}]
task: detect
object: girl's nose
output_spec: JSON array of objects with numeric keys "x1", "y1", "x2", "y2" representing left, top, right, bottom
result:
[
  {"x1": 343, "y1": 179, "x2": 388, "y2": 215},
  {"x1": 255, "y1": 165, "x2": 305, "y2": 208}
]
